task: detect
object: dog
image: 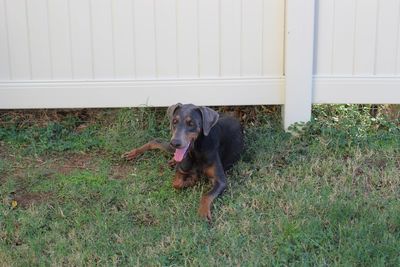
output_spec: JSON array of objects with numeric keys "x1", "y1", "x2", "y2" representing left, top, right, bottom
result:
[{"x1": 122, "y1": 103, "x2": 244, "y2": 221}]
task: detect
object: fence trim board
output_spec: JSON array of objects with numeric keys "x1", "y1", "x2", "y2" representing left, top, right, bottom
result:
[
  {"x1": 313, "y1": 76, "x2": 400, "y2": 104},
  {"x1": 0, "y1": 77, "x2": 284, "y2": 109},
  {"x1": 2, "y1": 75, "x2": 398, "y2": 109}
]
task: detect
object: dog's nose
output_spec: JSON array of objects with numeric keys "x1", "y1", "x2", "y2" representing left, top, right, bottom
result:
[{"x1": 170, "y1": 139, "x2": 182, "y2": 148}]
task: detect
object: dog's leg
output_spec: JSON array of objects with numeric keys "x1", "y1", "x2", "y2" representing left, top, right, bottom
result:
[
  {"x1": 198, "y1": 158, "x2": 227, "y2": 222},
  {"x1": 172, "y1": 169, "x2": 199, "y2": 189},
  {"x1": 122, "y1": 139, "x2": 173, "y2": 161}
]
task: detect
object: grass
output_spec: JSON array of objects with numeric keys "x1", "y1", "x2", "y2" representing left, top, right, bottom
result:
[{"x1": 0, "y1": 105, "x2": 399, "y2": 266}]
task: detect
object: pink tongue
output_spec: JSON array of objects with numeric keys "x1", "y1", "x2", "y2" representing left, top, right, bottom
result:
[{"x1": 173, "y1": 143, "x2": 190, "y2": 162}]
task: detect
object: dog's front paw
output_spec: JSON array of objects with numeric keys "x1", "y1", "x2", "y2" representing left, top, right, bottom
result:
[
  {"x1": 121, "y1": 149, "x2": 139, "y2": 161},
  {"x1": 198, "y1": 206, "x2": 212, "y2": 222},
  {"x1": 168, "y1": 159, "x2": 177, "y2": 168},
  {"x1": 172, "y1": 177, "x2": 184, "y2": 189},
  {"x1": 198, "y1": 197, "x2": 212, "y2": 222}
]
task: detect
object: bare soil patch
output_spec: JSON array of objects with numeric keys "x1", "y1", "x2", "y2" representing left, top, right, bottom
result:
[
  {"x1": 46, "y1": 153, "x2": 98, "y2": 175},
  {"x1": 0, "y1": 109, "x2": 105, "y2": 128},
  {"x1": 109, "y1": 163, "x2": 133, "y2": 180},
  {"x1": 12, "y1": 192, "x2": 53, "y2": 208}
]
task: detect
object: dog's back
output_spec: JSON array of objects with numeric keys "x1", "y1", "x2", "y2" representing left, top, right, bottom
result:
[{"x1": 213, "y1": 115, "x2": 244, "y2": 171}]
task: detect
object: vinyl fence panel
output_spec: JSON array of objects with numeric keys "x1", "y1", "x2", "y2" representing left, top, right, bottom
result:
[{"x1": 0, "y1": 0, "x2": 399, "y2": 129}]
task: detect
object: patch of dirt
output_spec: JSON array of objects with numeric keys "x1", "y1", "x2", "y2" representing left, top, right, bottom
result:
[
  {"x1": 109, "y1": 163, "x2": 133, "y2": 180},
  {"x1": 1, "y1": 153, "x2": 100, "y2": 183},
  {"x1": 3, "y1": 148, "x2": 137, "y2": 182},
  {"x1": 12, "y1": 192, "x2": 53, "y2": 208},
  {"x1": 44, "y1": 152, "x2": 139, "y2": 181},
  {"x1": 0, "y1": 142, "x2": 24, "y2": 183},
  {"x1": 0, "y1": 141, "x2": 8, "y2": 157},
  {"x1": 47, "y1": 153, "x2": 98, "y2": 175},
  {"x1": 353, "y1": 156, "x2": 390, "y2": 178},
  {"x1": 364, "y1": 157, "x2": 388, "y2": 170},
  {"x1": 48, "y1": 153, "x2": 135, "y2": 179},
  {"x1": 215, "y1": 105, "x2": 280, "y2": 125},
  {"x1": 131, "y1": 210, "x2": 159, "y2": 226},
  {"x1": 380, "y1": 104, "x2": 400, "y2": 123},
  {"x1": 0, "y1": 109, "x2": 105, "y2": 128}
]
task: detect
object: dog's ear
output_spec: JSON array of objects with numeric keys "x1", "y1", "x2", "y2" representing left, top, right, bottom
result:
[
  {"x1": 167, "y1": 103, "x2": 182, "y2": 130},
  {"x1": 167, "y1": 103, "x2": 182, "y2": 120},
  {"x1": 199, "y1": 107, "x2": 219, "y2": 136}
]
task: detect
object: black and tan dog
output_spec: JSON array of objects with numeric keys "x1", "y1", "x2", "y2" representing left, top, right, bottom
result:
[{"x1": 122, "y1": 103, "x2": 244, "y2": 221}]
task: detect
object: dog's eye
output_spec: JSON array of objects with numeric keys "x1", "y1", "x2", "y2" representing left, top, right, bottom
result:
[
  {"x1": 172, "y1": 119, "x2": 178, "y2": 125},
  {"x1": 187, "y1": 121, "x2": 195, "y2": 127}
]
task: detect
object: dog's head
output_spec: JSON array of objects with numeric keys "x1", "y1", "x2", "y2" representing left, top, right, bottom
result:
[{"x1": 167, "y1": 103, "x2": 219, "y2": 162}]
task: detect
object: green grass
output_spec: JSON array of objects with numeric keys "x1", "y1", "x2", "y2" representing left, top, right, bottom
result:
[{"x1": 0, "y1": 105, "x2": 399, "y2": 266}]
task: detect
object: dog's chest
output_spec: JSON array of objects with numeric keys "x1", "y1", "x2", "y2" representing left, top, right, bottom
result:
[{"x1": 188, "y1": 150, "x2": 208, "y2": 166}]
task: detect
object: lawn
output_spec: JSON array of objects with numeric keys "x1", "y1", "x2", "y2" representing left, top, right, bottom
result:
[{"x1": 0, "y1": 105, "x2": 399, "y2": 266}]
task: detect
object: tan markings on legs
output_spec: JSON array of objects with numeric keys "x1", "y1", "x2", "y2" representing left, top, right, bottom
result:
[
  {"x1": 172, "y1": 170, "x2": 198, "y2": 190},
  {"x1": 172, "y1": 171, "x2": 186, "y2": 189},
  {"x1": 204, "y1": 163, "x2": 217, "y2": 180},
  {"x1": 198, "y1": 195, "x2": 213, "y2": 221},
  {"x1": 182, "y1": 172, "x2": 199, "y2": 187},
  {"x1": 198, "y1": 163, "x2": 217, "y2": 221},
  {"x1": 199, "y1": 162, "x2": 227, "y2": 222}
]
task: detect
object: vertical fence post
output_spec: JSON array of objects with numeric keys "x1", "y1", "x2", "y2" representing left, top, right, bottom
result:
[{"x1": 283, "y1": 0, "x2": 316, "y2": 130}]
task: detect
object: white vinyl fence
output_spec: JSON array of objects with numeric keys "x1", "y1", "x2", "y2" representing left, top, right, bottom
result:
[{"x1": 0, "y1": 0, "x2": 399, "y2": 128}]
